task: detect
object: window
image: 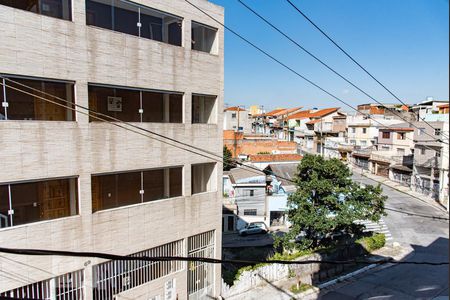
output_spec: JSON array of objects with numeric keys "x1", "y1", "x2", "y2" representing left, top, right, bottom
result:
[
  {"x1": 243, "y1": 209, "x2": 257, "y2": 216},
  {"x1": 91, "y1": 167, "x2": 182, "y2": 212},
  {"x1": 188, "y1": 231, "x2": 215, "y2": 298},
  {"x1": 192, "y1": 95, "x2": 216, "y2": 124},
  {"x1": 362, "y1": 128, "x2": 367, "y2": 134},
  {"x1": 382, "y1": 132, "x2": 390, "y2": 139},
  {"x1": 238, "y1": 126, "x2": 244, "y2": 131},
  {"x1": 0, "y1": 177, "x2": 78, "y2": 228},
  {"x1": 88, "y1": 84, "x2": 182, "y2": 123},
  {"x1": 351, "y1": 128, "x2": 356, "y2": 134},
  {"x1": 436, "y1": 150, "x2": 441, "y2": 158},
  {"x1": 360, "y1": 140, "x2": 367, "y2": 146},
  {"x1": 93, "y1": 240, "x2": 184, "y2": 300},
  {"x1": 0, "y1": 76, "x2": 75, "y2": 121},
  {"x1": 397, "y1": 132, "x2": 406, "y2": 140},
  {"x1": 0, "y1": 0, "x2": 72, "y2": 20},
  {"x1": 231, "y1": 113, "x2": 237, "y2": 119},
  {"x1": 191, "y1": 163, "x2": 216, "y2": 194},
  {"x1": 86, "y1": 0, "x2": 182, "y2": 46},
  {"x1": 191, "y1": 21, "x2": 218, "y2": 54},
  {"x1": 397, "y1": 148, "x2": 405, "y2": 155},
  {"x1": 381, "y1": 146, "x2": 390, "y2": 151},
  {"x1": 435, "y1": 128, "x2": 441, "y2": 136},
  {"x1": 350, "y1": 140, "x2": 356, "y2": 145},
  {"x1": 249, "y1": 190, "x2": 254, "y2": 197},
  {"x1": 421, "y1": 148, "x2": 426, "y2": 155}
]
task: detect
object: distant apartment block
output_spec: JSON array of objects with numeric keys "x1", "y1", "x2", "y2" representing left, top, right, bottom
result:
[
  {"x1": 223, "y1": 106, "x2": 252, "y2": 133},
  {"x1": 0, "y1": 0, "x2": 224, "y2": 299}
]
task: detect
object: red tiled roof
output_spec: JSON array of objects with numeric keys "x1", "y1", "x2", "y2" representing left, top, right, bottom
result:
[
  {"x1": 309, "y1": 107, "x2": 340, "y2": 118},
  {"x1": 286, "y1": 110, "x2": 311, "y2": 120},
  {"x1": 225, "y1": 106, "x2": 246, "y2": 112},
  {"x1": 265, "y1": 108, "x2": 286, "y2": 116},
  {"x1": 249, "y1": 154, "x2": 303, "y2": 162},
  {"x1": 272, "y1": 107, "x2": 303, "y2": 117}
]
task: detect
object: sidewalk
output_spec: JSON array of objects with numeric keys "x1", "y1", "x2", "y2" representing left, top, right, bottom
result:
[{"x1": 351, "y1": 167, "x2": 449, "y2": 213}]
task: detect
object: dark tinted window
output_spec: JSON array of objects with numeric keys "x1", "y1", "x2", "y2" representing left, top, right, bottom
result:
[
  {"x1": 0, "y1": 0, "x2": 72, "y2": 20},
  {"x1": 192, "y1": 21, "x2": 218, "y2": 53}
]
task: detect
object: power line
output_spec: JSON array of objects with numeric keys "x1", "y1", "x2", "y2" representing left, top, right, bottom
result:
[
  {"x1": 284, "y1": 0, "x2": 449, "y2": 139},
  {"x1": 182, "y1": 0, "x2": 449, "y2": 156},
  {"x1": 0, "y1": 247, "x2": 447, "y2": 266},
  {"x1": 235, "y1": 0, "x2": 448, "y2": 144},
  {"x1": 1, "y1": 80, "x2": 447, "y2": 222}
]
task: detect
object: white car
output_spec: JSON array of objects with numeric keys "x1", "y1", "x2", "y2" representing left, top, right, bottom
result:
[{"x1": 239, "y1": 222, "x2": 268, "y2": 236}]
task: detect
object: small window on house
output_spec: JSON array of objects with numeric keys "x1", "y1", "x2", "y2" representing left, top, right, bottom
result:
[
  {"x1": 91, "y1": 167, "x2": 183, "y2": 212},
  {"x1": 436, "y1": 150, "x2": 441, "y2": 158},
  {"x1": 0, "y1": 0, "x2": 72, "y2": 21},
  {"x1": 397, "y1": 132, "x2": 406, "y2": 140},
  {"x1": 191, "y1": 163, "x2": 216, "y2": 194},
  {"x1": 360, "y1": 140, "x2": 367, "y2": 146},
  {"x1": 243, "y1": 209, "x2": 257, "y2": 216},
  {"x1": 192, "y1": 95, "x2": 216, "y2": 124},
  {"x1": 0, "y1": 76, "x2": 75, "y2": 121},
  {"x1": 421, "y1": 148, "x2": 426, "y2": 155},
  {"x1": 191, "y1": 21, "x2": 218, "y2": 54},
  {"x1": 0, "y1": 177, "x2": 78, "y2": 228},
  {"x1": 435, "y1": 128, "x2": 441, "y2": 136},
  {"x1": 362, "y1": 128, "x2": 367, "y2": 134},
  {"x1": 397, "y1": 148, "x2": 405, "y2": 155},
  {"x1": 382, "y1": 132, "x2": 390, "y2": 139},
  {"x1": 351, "y1": 128, "x2": 356, "y2": 134},
  {"x1": 350, "y1": 140, "x2": 356, "y2": 145},
  {"x1": 231, "y1": 113, "x2": 237, "y2": 119},
  {"x1": 249, "y1": 190, "x2": 254, "y2": 197},
  {"x1": 238, "y1": 126, "x2": 244, "y2": 131}
]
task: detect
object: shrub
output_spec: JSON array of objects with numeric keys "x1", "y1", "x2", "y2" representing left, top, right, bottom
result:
[
  {"x1": 356, "y1": 233, "x2": 386, "y2": 252},
  {"x1": 290, "y1": 283, "x2": 313, "y2": 294}
]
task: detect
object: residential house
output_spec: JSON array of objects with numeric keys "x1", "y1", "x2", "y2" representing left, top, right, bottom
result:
[
  {"x1": 247, "y1": 154, "x2": 303, "y2": 170},
  {"x1": 0, "y1": 0, "x2": 224, "y2": 298},
  {"x1": 411, "y1": 98, "x2": 449, "y2": 121},
  {"x1": 412, "y1": 118, "x2": 449, "y2": 208},
  {"x1": 438, "y1": 103, "x2": 449, "y2": 114},
  {"x1": 251, "y1": 107, "x2": 303, "y2": 138},
  {"x1": 357, "y1": 103, "x2": 415, "y2": 122},
  {"x1": 223, "y1": 106, "x2": 252, "y2": 133},
  {"x1": 370, "y1": 124, "x2": 415, "y2": 183},
  {"x1": 222, "y1": 167, "x2": 268, "y2": 231},
  {"x1": 264, "y1": 163, "x2": 298, "y2": 227}
]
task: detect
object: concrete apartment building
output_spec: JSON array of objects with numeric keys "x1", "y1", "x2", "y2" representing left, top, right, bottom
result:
[{"x1": 0, "y1": 0, "x2": 224, "y2": 299}]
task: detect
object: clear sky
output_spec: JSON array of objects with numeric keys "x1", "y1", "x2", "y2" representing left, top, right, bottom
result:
[{"x1": 208, "y1": 0, "x2": 449, "y2": 112}]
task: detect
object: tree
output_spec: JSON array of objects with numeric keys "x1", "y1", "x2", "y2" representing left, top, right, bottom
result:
[
  {"x1": 277, "y1": 154, "x2": 387, "y2": 250},
  {"x1": 223, "y1": 146, "x2": 236, "y2": 171}
]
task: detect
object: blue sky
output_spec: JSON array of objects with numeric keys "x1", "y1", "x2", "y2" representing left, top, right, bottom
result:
[{"x1": 208, "y1": 0, "x2": 449, "y2": 111}]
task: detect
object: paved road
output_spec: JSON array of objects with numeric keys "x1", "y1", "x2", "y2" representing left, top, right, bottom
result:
[{"x1": 318, "y1": 173, "x2": 449, "y2": 299}]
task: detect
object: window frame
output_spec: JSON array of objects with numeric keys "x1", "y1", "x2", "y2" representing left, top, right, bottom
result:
[
  {"x1": 191, "y1": 20, "x2": 219, "y2": 54},
  {"x1": 0, "y1": 0, "x2": 73, "y2": 21}
]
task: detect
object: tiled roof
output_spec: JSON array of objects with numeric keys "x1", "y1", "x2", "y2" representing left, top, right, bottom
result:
[
  {"x1": 265, "y1": 108, "x2": 286, "y2": 116},
  {"x1": 249, "y1": 154, "x2": 303, "y2": 162},
  {"x1": 309, "y1": 107, "x2": 340, "y2": 118},
  {"x1": 265, "y1": 107, "x2": 303, "y2": 117},
  {"x1": 225, "y1": 106, "x2": 246, "y2": 112},
  {"x1": 306, "y1": 119, "x2": 321, "y2": 125},
  {"x1": 286, "y1": 110, "x2": 311, "y2": 120}
]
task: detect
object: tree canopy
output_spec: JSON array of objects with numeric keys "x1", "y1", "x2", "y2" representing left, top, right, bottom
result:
[
  {"x1": 223, "y1": 146, "x2": 236, "y2": 171},
  {"x1": 277, "y1": 154, "x2": 387, "y2": 250}
]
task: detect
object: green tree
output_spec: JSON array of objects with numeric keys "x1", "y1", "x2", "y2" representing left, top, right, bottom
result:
[
  {"x1": 223, "y1": 146, "x2": 236, "y2": 171},
  {"x1": 277, "y1": 154, "x2": 387, "y2": 250}
]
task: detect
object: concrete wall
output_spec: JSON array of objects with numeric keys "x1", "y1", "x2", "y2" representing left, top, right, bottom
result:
[
  {"x1": 0, "y1": 0, "x2": 224, "y2": 298},
  {"x1": 223, "y1": 110, "x2": 252, "y2": 134}
]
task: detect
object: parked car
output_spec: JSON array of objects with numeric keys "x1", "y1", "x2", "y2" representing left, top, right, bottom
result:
[{"x1": 239, "y1": 222, "x2": 268, "y2": 236}]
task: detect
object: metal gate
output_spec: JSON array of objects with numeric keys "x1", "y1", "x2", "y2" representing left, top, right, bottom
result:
[{"x1": 188, "y1": 231, "x2": 215, "y2": 300}]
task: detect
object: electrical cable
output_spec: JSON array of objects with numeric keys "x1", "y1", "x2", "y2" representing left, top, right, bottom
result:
[
  {"x1": 182, "y1": 0, "x2": 449, "y2": 158},
  {"x1": 236, "y1": 0, "x2": 448, "y2": 143},
  {"x1": 0, "y1": 247, "x2": 447, "y2": 266},
  {"x1": 284, "y1": 0, "x2": 449, "y2": 139}
]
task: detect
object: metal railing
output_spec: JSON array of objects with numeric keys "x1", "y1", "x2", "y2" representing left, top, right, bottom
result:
[{"x1": 188, "y1": 231, "x2": 215, "y2": 300}]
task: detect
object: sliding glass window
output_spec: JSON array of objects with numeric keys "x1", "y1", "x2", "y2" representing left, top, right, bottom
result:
[
  {"x1": 91, "y1": 167, "x2": 183, "y2": 213},
  {"x1": 0, "y1": 0, "x2": 72, "y2": 21},
  {"x1": 191, "y1": 21, "x2": 218, "y2": 54},
  {"x1": 88, "y1": 84, "x2": 183, "y2": 123},
  {"x1": 0, "y1": 76, "x2": 75, "y2": 121},
  {"x1": 192, "y1": 95, "x2": 217, "y2": 124},
  {"x1": 0, "y1": 178, "x2": 79, "y2": 229},
  {"x1": 86, "y1": 0, "x2": 182, "y2": 46}
]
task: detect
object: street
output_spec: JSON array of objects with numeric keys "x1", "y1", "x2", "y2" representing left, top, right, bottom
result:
[{"x1": 318, "y1": 173, "x2": 449, "y2": 299}]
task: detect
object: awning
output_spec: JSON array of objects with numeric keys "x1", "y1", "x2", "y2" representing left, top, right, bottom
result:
[{"x1": 390, "y1": 165, "x2": 413, "y2": 172}]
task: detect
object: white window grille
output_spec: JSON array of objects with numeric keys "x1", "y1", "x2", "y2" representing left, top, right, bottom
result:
[
  {"x1": 93, "y1": 240, "x2": 184, "y2": 300},
  {"x1": 0, "y1": 270, "x2": 84, "y2": 299},
  {"x1": 188, "y1": 231, "x2": 215, "y2": 300}
]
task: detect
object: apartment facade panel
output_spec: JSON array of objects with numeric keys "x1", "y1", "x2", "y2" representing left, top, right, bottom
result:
[{"x1": 0, "y1": 0, "x2": 224, "y2": 298}]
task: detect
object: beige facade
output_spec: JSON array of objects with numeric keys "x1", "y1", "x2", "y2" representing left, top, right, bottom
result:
[{"x1": 0, "y1": 0, "x2": 224, "y2": 299}]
